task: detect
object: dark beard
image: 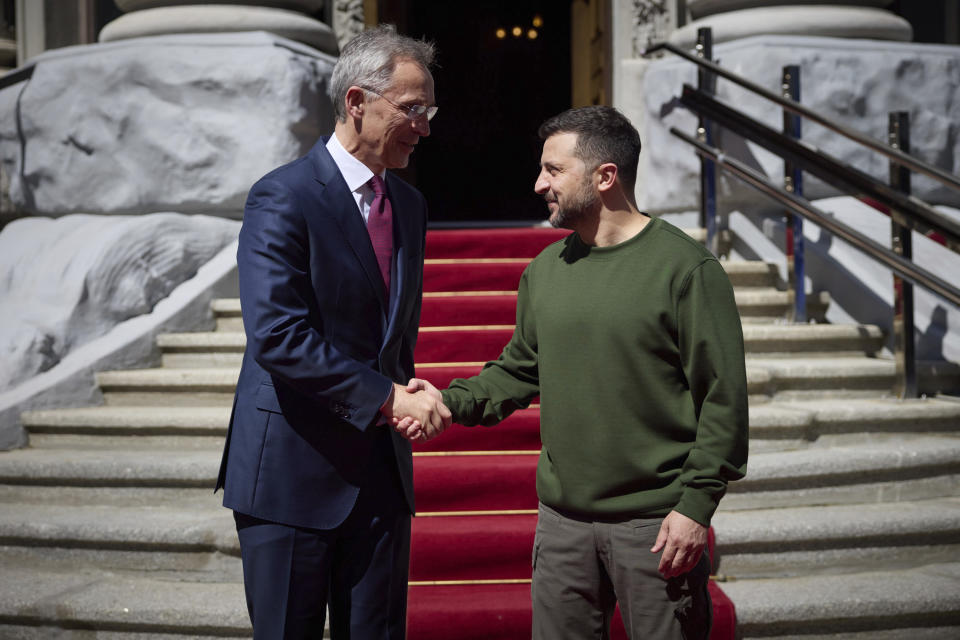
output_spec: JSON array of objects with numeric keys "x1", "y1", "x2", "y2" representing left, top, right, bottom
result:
[{"x1": 549, "y1": 180, "x2": 598, "y2": 229}]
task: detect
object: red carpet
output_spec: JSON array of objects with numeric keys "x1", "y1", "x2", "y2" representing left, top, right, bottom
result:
[
  {"x1": 425, "y1": 227, "x2": 569, "y2": 258},
  {"x1": 423, "y1": 260, "x2": 530, "y2": 292},
  {"x1": 421, "y1": 293, "x2": 518, "y2": 327},
  {"x1": 415, "y1": 327, "x2": 515, "y2": 363},
  {"x1": 408, "y1": 227, "x2": 737, "y2": 639},
  {"x1": 411, "y1": 409, "x2": 542, "y2": 453}
]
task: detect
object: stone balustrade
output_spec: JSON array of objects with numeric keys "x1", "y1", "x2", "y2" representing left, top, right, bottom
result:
[
  {"x1": 672, "y1": 0, "x2": 912, "y2": 47},
  {"x1": 100, "y1": 0, "x2": 338, "y2": 54}
]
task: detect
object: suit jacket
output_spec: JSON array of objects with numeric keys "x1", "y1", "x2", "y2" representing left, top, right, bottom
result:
[{"x1": 216, "y1": 137, "x2": 426, "y2": 530}]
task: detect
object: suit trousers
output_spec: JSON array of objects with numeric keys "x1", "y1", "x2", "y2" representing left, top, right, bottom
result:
[
  {"x1": 531, "y1": 502, "x2": 712, "y2": 640},
  {"x1": 235, "y1": 430, "x2": 411, "y2": 640}
]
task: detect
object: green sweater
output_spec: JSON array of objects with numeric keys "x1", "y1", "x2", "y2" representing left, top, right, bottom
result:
[{"x1": 441, "y1": 217, "x2": 748, "y2": 526}]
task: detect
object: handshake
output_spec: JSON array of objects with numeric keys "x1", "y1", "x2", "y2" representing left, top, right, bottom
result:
[{"x1": 382, "y1": 378, "x2": 451, "y2": 442}]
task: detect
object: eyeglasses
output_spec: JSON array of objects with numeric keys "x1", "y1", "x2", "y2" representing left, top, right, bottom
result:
[{"x1": 360, "y1": 86, "x2": 438, "y2": 122}]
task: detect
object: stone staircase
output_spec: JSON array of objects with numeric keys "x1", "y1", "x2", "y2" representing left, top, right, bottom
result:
[{"x1": 2, "y1": 234, "x2": 960, "y2": 638}]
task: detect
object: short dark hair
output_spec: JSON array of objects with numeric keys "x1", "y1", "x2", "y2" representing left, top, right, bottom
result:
[{"x1": 538, "y1": 106, "x2": 642, "y2": 193}]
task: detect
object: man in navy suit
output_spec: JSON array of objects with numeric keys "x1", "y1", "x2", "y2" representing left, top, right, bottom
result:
[{"x1": 215, "y1": 25, "x2": 450, "y2": 639}]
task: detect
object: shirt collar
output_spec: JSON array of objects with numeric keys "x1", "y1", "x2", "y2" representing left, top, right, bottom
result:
[{"x1": 326, "y1": 133, "x2": 385, "y2": 193}]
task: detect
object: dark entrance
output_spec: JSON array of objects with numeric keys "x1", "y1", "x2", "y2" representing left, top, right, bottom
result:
[{"x1": 383, "y1": 1, "x2": 572, "y2": 224}]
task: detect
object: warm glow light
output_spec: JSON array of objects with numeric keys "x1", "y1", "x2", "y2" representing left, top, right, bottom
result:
[
  {"x1": 512, "y1": 26, "x2": 522, "y2": 37},
  {"x1": 527, "y1": 28, "x2": 538, "y2": 40},
  {"x1": 532, "y1": 15, "x2": 543, "y2": 28},
  {"x1": 495, "y1": 27, "x2": 506, "y2": 39}
]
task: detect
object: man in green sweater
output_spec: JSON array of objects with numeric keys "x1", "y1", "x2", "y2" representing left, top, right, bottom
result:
[{"x1": 397, "y1": 106, "x2": 748, "y2": 639}]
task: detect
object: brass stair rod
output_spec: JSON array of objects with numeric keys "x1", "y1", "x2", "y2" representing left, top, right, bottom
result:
[
  {"x1": 644, "y1": 41, "x2": 960, "y2": 194},
  {"x1": 670, "y1": 127, "x2": 960, "y2": 309},
  {"x1": 890, "y1": 112, "x2": 918, "y2": 399},
  {"x1": 782, "y1": 65, "x2": 806, "y2": 324},
  {"x1": 696, "y1": 28, "x2": 720, "y2": 257},
  {"x1": 678, "y1": 84, "x2": 960, "y2": 251}
]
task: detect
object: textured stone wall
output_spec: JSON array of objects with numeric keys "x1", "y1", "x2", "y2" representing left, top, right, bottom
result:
[
  {"x1": 620, "y1": 35, "x2": 960, "y2": 214},
  {"x1": 0, "y1": 31, "x2": 336, "y2": 218},
  {"x1": 0, "y1": 212, "x2": 239, "y2": 392}
]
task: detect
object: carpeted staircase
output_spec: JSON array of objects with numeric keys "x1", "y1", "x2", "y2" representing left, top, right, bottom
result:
[{"x1": 1, "y1": 225, "x2": 960, "y2": 638}]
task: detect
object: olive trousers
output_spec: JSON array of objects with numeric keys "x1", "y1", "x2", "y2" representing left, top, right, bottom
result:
[{"x1": 531, "y1": 502, "x2": 712, "y2": 640}]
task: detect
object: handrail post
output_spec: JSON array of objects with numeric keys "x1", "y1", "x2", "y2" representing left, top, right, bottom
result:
[
  {"x1": 782, "y1": 65, "x2": 806, "y2": 323},
  {"x1": 889, "y1": 111, "x2": 917, "y2": 398},
  {"x1": 696, "y1": 28, "x2": 719, "y2": 256}
]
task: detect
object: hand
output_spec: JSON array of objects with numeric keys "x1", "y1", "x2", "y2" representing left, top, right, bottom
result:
[
  {"x1": 406, "y1": 377, "x2": 443, "y2": 402},
  {"x1": 393, "y1": 415, "x2": 424, "y2": 441},
  {"x1": 388, "y1": 378, "x2": 448, "y2": 442},
  {"x1": 650, "y1": 510, "x2": 707, "y2": 579},
  {"x1": 382, "y1": 382, "x2": 451, "y2": 441}
]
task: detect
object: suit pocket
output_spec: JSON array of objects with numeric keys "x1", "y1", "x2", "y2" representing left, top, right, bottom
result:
[{"x1": 254, "y1": 382, "x2": 283, "y2": 413}]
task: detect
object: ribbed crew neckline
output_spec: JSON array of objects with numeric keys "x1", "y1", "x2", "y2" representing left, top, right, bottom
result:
[{"x1": 570, "y1": 216, "x2": 659, "y2": 261}]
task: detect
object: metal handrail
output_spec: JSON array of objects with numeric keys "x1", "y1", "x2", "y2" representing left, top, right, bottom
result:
[
  {"x1": 644, "y1": 41, "x2": 960, "y2": 194},
  {"x1": 670, "y1": 127, "x2": 960, "y2": 308},
  {"x1": 678, "y1": 84, "x2": 960, "y2": 251},
  {"x1": 0, "y1": 64, "x2": 35, "y2": 92}
]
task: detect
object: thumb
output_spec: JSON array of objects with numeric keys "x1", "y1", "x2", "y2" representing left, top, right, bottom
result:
[
  {"x1": 651, "y1": 520, "x2": 669, "y2": 553},
  {"x1": 406, "y1": 378, "x2": 425, "y2": 393}
]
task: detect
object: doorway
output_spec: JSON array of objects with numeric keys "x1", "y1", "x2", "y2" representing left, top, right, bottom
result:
[{"x1": 385, "y1": 1, "x2": 573, "y2": 224}]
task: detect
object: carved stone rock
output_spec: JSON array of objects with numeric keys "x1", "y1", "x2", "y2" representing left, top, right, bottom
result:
[
  {"x1": 0, "y1": 32, "x2": 336, "y2": 217},
  {"x1": 0, "y1": 212, "x2": 239, "y2": 392}
]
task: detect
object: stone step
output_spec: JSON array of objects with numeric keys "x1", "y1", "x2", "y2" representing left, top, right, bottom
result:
[
  {"x1": 746, "y1": 356, "x2": 960, "y2": 398},
  {"x1": 0, "y1": 446, "x2": 220, "y2": 487},
  {"x1": 718, "y1": 260, "x2": 781, "y2": 287},
  {"x1": 22, "y1": 406, "x2": 231, "y2": 436},
  {"x1": 0, "y1": 485, "x2": 218, "y2": 509},
  {"x1": 723, "y1": 434, "x2": 960, "y2": 510},
  {"x1": 0, "y1": 564, "x2": 249, "y2": 638},
  {"x1": 0, "y1": 500, "x2": 239, "y2": 558},
  {"x1": 712, "y1": 496, "x2": 960, "y2": 579},
  {"x1": 748, "y1": 397, "x2": 960, "y2": 441},
  {"x1": 158, "y1": 322, "x2": 884, "y2": 368},
  {"x1": 720, "y1": 562, "x2": 960, "y2": 638},
  {"x1": 4, "y1": 489, "x2": 955, "y2": 586},
  {"x1": 733, "y1": 289, "x2": 829, "y2": 320},
  {"x1": 94, "y1": 356, "x2": 940, "y2": 406},
  {"x1": 25, "y1": 397, "x2": 957, "y2": 444},
  {"x1": 211, "y1": 285, "x2": 823, "y2": 331},
  {"x1": 211, "y1": 297, "x2": 242, "y2": 332},
  {"x1": 96, "y1": 368, "x2": 239, "y2": 406},
  {"x1": 25, "y1": 433, "x2": 225, "y2": 451},
  {"x1": 421, "y1": 257, "x2": 777, "y2": 293},
  {"x1": 3, "y1": 435, "x2": 958, "y2": 503}
]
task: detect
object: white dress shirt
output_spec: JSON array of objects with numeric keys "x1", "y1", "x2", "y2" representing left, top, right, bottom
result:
[{"x1": 326, "y1": 133, "x2": 386, "y2": 225}]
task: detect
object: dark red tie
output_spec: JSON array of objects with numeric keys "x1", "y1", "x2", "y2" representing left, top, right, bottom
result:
[{"x1": 368, "y1": 175, "x2": 393, "y2": 298}]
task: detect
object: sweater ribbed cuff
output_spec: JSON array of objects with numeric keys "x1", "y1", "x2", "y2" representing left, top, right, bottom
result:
[{"x1": 673, "y1": 487, "x2": 720, "y2": 528}]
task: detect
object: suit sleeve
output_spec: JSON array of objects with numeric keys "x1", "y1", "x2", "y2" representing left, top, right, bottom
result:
[
  {"x1": 673, "y1": 258, "x2": 749, "y2": 526},
  {"x1": 237, "y1": 177, "x2": 393, "y2": 431}
]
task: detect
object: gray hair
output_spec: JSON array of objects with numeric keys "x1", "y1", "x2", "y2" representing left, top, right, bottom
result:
[{"x1": 329, "y1": 24, "x2": 436, "y2": 122}]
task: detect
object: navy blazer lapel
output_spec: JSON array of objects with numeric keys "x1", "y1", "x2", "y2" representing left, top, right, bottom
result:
[
  {"x1": 309, "y1": 139, "x2": 389, "y2": 316},
  {"x1": 383, "y1": 172, "x2": 416, "y2": 341}
]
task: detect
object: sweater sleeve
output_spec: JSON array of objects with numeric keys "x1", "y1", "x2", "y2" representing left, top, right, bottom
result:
[
  {"x1": 673, "y1": 259, "x2": 749, "y2": 526},
  {"x1": 441, "y1": 268, "x2": 541, "y2": 425}
]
